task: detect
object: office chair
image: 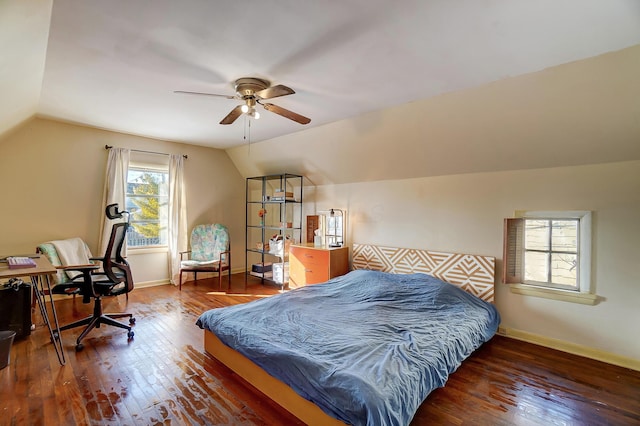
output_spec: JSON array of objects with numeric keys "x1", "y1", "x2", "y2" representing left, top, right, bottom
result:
[
  {"x1": 52, "y1": 204, "x2": 136, "y2": 351},
  {"x1": 179, "y1": 224, "x2": 231, "y2": 291}
]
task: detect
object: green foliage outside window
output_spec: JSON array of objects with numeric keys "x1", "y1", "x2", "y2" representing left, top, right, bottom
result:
[
  {"x1": 126, "y1": 169, "x2": 168, "y2": 246},
  {"x1": 130, "y1": 172, "x2": 161, "y2": 238}
]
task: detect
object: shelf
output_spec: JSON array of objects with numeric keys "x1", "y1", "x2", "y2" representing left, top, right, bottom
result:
[
  {"x1": 246, "y1": 173, "x2": 303, "y2": 289},
  {"x1": 247, "y1": 248, "x2": 285, "y2": 255},
  {"x1": 248, "y1": 225, "x2": 301, "y2": 231},
  {"x1": 249, "y1": 271, "x2": 273, "y2": 279},
  {"x1": 247, "y1": 200, "x2": 302, "y2": 205}
]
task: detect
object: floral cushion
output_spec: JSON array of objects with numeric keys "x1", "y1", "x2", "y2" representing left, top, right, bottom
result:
[{"x1": 184, "y1": 224, "x2": 229, "y2": 265}]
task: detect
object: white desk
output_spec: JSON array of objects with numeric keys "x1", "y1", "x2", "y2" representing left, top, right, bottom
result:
[{"x1": 0, "y1": 256, "x2": 65, "y2": 365}]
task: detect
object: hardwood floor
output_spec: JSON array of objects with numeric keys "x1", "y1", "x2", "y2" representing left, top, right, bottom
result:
[{"x1": 1, "y1": 273, "x2": 638, "y2": 425}]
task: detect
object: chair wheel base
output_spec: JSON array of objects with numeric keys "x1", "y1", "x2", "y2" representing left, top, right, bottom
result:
[
  {"x1": 75, "y1": 343, "x2": 84, "y2": 352},
  {"x1": 127, "y1": 330, "x2": 135, "y2": 340},
  {"x1": 129, "y1": 317, "x2": 136, "y2": 325}
]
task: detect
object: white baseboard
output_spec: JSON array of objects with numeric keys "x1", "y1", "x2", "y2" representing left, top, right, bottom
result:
[
  {"x1": 135, "y1": 279, "x2": 170, "y2": 288},
  {"x1": 497, "y1": 326, "x2": 640, "y2": 372}
]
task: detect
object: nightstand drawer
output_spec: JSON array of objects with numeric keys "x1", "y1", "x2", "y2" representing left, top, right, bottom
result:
[
  {"x1": 289, "y1": 260, "x2": 328, "y2": 285},
  {"x1": 290, "y1": 246, "x2": 328, "y2": 267}
]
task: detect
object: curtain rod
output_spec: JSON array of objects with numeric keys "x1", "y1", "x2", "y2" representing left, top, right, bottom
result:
[{"x1": 105, "y1": 145, "x2": 187, "y2": 159}]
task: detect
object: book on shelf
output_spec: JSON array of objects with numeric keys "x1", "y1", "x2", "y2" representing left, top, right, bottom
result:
[
  {"x1": 7, "y1": 256, "x2": 37, "y2": 269},
  {"x1": 252, "y1": 262, "x2": 273, "y2": 273},
  {"x1": 270, "y1": 196, "x2": 297, "y2": 202},
  {"x1": 274, "y1": 191, "x2": 294, "y2": 198}
]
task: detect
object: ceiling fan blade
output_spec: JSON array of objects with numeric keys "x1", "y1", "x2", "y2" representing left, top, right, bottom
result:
[
  {"x1": 255, "y1": 84, "x2": 295, "y2": 99},
  {"x1": 262, "y1": 103, "x2": 311, "y2": 125},
  {"x1": 220, "y1": 105, "x2": 244, "y2": 125},
  {"x1": 174, "y1": 90, "x2": 236, "y2": 100}
]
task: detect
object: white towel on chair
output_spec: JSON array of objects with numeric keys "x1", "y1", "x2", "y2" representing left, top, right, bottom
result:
[{"x1": 50, "y1": 237, "x2": 93, "y2": 279}]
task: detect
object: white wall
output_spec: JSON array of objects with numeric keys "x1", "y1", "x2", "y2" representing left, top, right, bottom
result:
[
  {"x1": 0, "y1": 117, "x2": 245, "y2": 285},
  {"x1": 0, "y1": 0, "x2": 52, "y2": 138},
  {"x1": 304, "y1": 161, "x2": 640, "y2": 362}
]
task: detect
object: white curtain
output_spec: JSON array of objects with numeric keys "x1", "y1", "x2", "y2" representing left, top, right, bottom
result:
[
  {"x1": 99, "y1": 148, "x2": 130, "y2": 255},
  {"x1": 168, "y1": 154, "x2": 187, "y2": 285}
]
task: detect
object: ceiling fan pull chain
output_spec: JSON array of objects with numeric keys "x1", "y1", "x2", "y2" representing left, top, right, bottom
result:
[
  {"x1": 242, "y1": 115, "x2": 251, "y2": 155},
  {"x1": 248, "y1": 117, "x2": 252, "y2": 155}
]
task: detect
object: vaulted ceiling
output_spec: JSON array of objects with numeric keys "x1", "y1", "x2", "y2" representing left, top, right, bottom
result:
[{"x1": 2, "y1": 0, "x2": 640, "y2": 150}]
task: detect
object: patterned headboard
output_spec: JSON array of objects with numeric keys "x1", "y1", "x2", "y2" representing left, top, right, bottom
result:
[{"x1": 352, "y1": 243, "x2": 496, "y2": 302}]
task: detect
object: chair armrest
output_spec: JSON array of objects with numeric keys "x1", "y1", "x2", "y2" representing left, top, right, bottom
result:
[
  {"x1": 219, "y1": 250, "x2": 231, "y2": 265},
  {"x1": 57, "y1": 265, "x2": 100, "y2": 300},
  {"x1": 180, "y1": 250, "x2": 192, "y2": 260},
  {"x1": 55, "y1": 264, "x2": 100, "y2": 271}
]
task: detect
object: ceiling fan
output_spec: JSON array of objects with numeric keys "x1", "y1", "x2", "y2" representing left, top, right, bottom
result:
[{"x1": 175, "y1": 77, "x2": 311, "y2": 125}]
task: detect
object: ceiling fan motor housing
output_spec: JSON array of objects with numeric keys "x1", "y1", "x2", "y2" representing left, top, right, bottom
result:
[{"x1": 234, "y1": 78, "x2": 270, "y2": 98}]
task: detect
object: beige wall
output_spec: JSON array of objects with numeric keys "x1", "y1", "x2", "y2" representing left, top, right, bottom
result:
[
  {"x1": 303, "y1": 160, "x2": 640, "y2": 361},
  {"x1": 0, "y1": 117, "x2": 245, "y2": 284},
  {"x1": 227, "y1": 45, "x2": 640, "y2": 187}
]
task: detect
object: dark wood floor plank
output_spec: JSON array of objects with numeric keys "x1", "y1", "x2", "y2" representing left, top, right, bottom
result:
[{"x1": 1, "y1": 273, "x2": 638, "y2": 426}]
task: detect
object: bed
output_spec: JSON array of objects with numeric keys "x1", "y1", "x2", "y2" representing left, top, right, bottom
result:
[{"x1": 196, "y1": 243, "x2": 500, "y2": 426}]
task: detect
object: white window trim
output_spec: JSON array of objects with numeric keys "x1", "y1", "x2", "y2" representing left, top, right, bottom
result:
[
  {"x1": 509, "y1": 210, "x2": 598, "y2": 305},
  {"x1": 127, "y1": 246, "x2": 168, "y2": 255}
]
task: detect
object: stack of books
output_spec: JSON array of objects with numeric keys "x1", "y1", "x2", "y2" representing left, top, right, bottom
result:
[{"x1": 271, "y1": 191, "x2": 296, "y2": 202}]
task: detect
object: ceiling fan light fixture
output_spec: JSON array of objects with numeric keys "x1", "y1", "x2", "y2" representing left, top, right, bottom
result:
[
  {"x1": 246, "y1": 106, "x2": 259, "y2": 119},
  {"x1": 241, "y1": 104, "x2": 249, "y2": 113}
]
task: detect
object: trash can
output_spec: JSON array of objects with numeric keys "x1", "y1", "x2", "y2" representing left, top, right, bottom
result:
[{"x1": 0, "y1": 330, "x2": 16, "y2": 370}]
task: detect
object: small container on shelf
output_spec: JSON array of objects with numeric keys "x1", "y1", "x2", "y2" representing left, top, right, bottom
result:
[
  {"x1": 273, "y1": 262, "x2": 290, "y2": 284},
  {"x1": 255, "y1": 242, "x2": 270, "y2": 251},
  {"x1": 280, "y1": 222, "x2": 293, "y2": 228}
]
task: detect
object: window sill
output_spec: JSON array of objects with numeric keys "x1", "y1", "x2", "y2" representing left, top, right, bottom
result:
[
  {"x1": 509, "y1": 284, "x2": 599, "y2": 305},
  {"x1": 127, "y1": 246, "x2": 168, "y2": 255}
]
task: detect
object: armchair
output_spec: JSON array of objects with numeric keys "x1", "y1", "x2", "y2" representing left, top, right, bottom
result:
[
  {"x1": 179, "y1": 224, "x2": 231, "y2": 291},
  {"x1": 40, "y1": 204, "x2": 136, "y2": 351}
]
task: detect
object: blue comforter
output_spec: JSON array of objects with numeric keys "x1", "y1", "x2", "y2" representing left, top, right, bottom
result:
[{"x1": 196, "y1": 270, "x2": 500, "y2": 426}]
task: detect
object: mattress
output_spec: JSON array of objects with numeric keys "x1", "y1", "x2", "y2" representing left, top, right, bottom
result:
[{"x1": 196, "y1": 269, "x2": 500, "y2": 425}]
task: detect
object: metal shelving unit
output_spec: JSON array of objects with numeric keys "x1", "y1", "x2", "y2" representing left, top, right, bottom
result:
[{"x1": 245, "y1": 173, "x2": 303, "y2": 289}]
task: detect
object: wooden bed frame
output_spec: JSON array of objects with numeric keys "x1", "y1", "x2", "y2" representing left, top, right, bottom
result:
[{"x1": 203, "y1": 243, "x2": 496, "y2": 425}]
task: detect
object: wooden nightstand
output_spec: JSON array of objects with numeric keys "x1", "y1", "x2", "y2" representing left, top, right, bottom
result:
[{"x1": 289, "y1": 244, "x2": 349, "y2": 288}]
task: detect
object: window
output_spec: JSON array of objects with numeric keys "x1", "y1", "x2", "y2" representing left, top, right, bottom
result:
[
  {"x1": 126, "y1": 167, "x2": 169, "y2": 248},
  {"x1": 503, "y1": 211, "x2": 596, "y2": 305}
]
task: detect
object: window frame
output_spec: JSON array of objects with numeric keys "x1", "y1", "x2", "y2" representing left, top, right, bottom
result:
[
  {"x1": 503, "y1": 210, "x2": 596, "y2": 305},
  {"x1": 125, "y1": 164, "x2": 169, "y2": 250}
]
